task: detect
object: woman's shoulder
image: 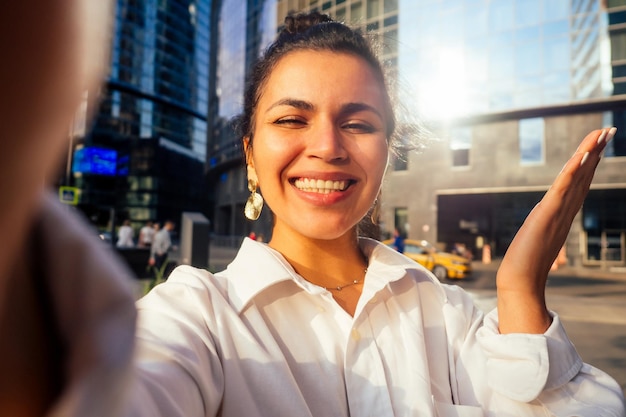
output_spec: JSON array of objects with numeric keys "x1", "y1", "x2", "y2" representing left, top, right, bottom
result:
[
  {"x1": 162, "y1": 265, "x2": 229, "y2": 293},
  {"x1": 138, "y1": 265, "x2": 231, "y2": 310}
]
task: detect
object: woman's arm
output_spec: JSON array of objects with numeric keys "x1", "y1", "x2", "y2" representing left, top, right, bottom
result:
[
  {"x1": 496, "y1": 128, "x2": 616, "y2": 334},
  {"x1": 0, "y1": 1, "x2": 114, "y2": 414}
]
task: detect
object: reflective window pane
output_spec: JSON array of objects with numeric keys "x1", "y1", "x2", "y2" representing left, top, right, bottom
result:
[{"x1": 519, "y1": 118, "x2": 544, "y2": 165}]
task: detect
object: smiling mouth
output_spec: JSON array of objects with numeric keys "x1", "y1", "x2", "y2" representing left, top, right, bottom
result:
[{"x1": 292, "y1": 178, "x2": 354, "y2": 194}]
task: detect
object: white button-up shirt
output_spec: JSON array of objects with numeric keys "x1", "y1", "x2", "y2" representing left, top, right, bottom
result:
[{"x1": 134, "y1": 238, "x2": 625, "y2": 417}]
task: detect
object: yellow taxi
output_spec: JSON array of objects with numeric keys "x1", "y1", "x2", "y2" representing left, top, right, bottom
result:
[{"x1": 382, "y1": 239, "x2": 472, "y2": 280}]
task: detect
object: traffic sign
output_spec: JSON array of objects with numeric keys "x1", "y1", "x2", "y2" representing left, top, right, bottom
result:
[{"x1": 59, "y1": 186, "x2": 79, "y2": 205}]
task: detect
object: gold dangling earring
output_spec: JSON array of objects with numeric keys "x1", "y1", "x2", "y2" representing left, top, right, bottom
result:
[{"x1": 244, "y1": 178, "x2": 264, "y2": 221}]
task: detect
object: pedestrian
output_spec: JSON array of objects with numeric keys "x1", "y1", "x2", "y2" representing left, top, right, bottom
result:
[
  {"x1": 392, "y1": 227, "x2": 405, "y2": 253},
  {"x1": 138, "y1": 221, "x2": 155, "y2": 248},
  {"x1": 115, "y1": 219, "x2": 134, "y2": 248},
  {"x1": 0, "y1": 5, "x2": 623, "y2": 417},
  {"x1": 149, "y1": 220, "x2": 174, "y2": 272}
]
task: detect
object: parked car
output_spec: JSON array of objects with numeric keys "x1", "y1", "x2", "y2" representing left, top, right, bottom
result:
[{"x1": 382, "y1": 239, "x2": 472, "y2": 280}]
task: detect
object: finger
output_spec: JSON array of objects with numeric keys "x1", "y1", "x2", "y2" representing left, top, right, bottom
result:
[
  {"x1": 533, "y1": 128, "x2": 615, "y2": 258},
  {"x1": 556, "y1": 127, "x2": 616, "y2": 192},
  {"x1": 574, "y1": 127, "x2": 617, "y2": 158}
]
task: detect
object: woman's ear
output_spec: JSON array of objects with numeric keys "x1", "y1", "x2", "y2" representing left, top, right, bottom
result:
[
  {"x1": 243, "y1": 137, "x2": 258, "y2": 183},
  {"x1": 243, "y1": 136, "x2": 253, "y2": 167}
]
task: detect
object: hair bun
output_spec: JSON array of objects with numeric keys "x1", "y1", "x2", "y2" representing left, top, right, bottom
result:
[{"x1": 283, "y1": 11, "x2": 333, "y2": 34}]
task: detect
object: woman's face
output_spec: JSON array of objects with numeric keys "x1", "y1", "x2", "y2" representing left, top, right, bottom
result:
[{"x1": 247, "y1": 50, "x2": 389, "y2": 242}]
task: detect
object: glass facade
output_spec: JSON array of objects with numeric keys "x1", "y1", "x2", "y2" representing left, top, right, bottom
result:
[
  {"x1": 103, "y1": 0, "x2": 209, "y2": 153},
  {"x1": 207, "y1": 0, "x2": 279, "y2": 237},
  {"x1": 216, "y1": 0, "x2": 246, "y2": 120},
  {"x1": 276, "y1": 0, "x2": 399, "y2": 65},
  {"x1": 519, "y1": 117, "x2": 545, "y2": 165},
  {"x1": 75, "y1": 0, "x2": 211, "y2": 229},
  {"x1": 399, "y1": 0, "x2": 613, "y2": 120},
  {"x1": 209, "y1": 0, "x2": 279, "y2": 170}
]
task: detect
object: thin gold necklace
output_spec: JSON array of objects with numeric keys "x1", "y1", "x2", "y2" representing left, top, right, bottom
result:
[{"x1": 325, "y1": 268, "x2": 367, "y2": 291}]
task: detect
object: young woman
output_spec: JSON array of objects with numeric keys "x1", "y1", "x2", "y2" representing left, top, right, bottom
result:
[{"x1": 1, "y1": 4, "x2": 623, "y2": 416}]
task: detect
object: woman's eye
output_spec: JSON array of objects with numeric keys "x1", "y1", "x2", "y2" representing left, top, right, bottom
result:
[
  {"x1": 274, "y1": 117, "x2": 306, "y2": 127},
  {"x1": 342, "y1": 122, "x2": 376, "y2": 133}
]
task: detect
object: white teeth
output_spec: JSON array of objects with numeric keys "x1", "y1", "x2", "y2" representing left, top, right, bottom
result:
[{"x1": 294, "y1": 178, "x2": 349, "y2": 193}]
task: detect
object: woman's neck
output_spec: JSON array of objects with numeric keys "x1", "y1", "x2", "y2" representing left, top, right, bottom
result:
[{"x1": 268, "y1": 228, "x2": 367, "y2": 290}]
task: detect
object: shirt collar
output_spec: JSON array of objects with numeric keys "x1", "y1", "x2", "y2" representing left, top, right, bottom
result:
[
  {"x1": 221, "y1": 237, "x2": 443, "y2": 313},
  {"x1": 221, "y1": 238, "x2": 297, "y2": 312}
]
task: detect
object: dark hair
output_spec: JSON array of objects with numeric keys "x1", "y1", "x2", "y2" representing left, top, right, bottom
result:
[{"x1": 234, "y1": 11, "x2": 396, "y2": 146}]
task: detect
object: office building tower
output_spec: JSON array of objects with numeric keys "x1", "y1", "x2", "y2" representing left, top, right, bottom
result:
[
  {"x1": 68, "y1": 0, "x2": 211, "y2": 232},
  {"x1": 206, "y1": 0, "x2": 278, "y2": 241}
]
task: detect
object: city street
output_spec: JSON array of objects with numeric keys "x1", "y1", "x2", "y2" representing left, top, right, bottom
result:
[{"x1": 459, "y1": 262, "x2": 626, "y2": 397}]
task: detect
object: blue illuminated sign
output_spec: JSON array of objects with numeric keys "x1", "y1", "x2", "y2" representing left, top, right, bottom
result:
[{"x1": 72, "y1": 147, "x2": 118, "y2": 176}]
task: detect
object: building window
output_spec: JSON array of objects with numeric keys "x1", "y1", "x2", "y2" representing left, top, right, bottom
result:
[
  {"x1": 450, "y1": 126, "x2": 471, "y2": 167},
  {"x1": 384, "y1": 0, "x2": 398, "y2": 14},
  {"x1": 610, "y1": 27, "x2": 626, "y2": 61},
  {"x1": 335, "y1": 6, "x2": 346, "y2": 21},
  {"x1": 582, "y1": 189, "x2": 626, "y2": 265},
  {"x1": 367, "y1": 0, "x2": 380, "y2": 19},
  {"x1": 350, "y1": 1, "x2": 364, "y2": 21},
  {"x1": 519, "y1": 117, "x2": 544, "y2": 165},
  {"x1": 391, "y1": 129, "x2": 415, "y2": 171},
  {"x1": 603, "y1": 110, "x2": 626, "y2": 157},
  {"x1": 452, "y1": 149, "x2": 469, "y2": 167},
  {"x1": 392, "y1": 149, "x2": 408, "y2": 171},
  {"x1": 394, "y1": 207, "x2": 408, "y2": 236}
]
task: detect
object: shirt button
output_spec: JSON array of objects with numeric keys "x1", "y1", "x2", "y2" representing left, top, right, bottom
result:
[
  {"x1": 316, "y1": 305, "x2": 325, "y2": 313},
  {"x1": 351, "y1": 329, "x2": 361, "y2": 341},
  {"x1": 369, "y1": 297, "x2": 378, "y2": 304}
]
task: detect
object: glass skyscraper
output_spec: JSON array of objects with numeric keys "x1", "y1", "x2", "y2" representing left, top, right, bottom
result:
[
  {"x1": 71, "y1": 0, "x2": 211, "y2": 231},
  {"x1": 206, "y1": 0, "x2": 278, "y2": 240}
]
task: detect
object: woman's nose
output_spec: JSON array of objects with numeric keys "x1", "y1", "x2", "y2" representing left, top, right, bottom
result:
[{"x1": 306, "y1": 121, "x2": 348, "y2": 162}]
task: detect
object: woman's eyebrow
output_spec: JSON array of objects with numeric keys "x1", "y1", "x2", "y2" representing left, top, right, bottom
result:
[
  {"x1": 340, "y1": 102, "x2": 383, "y2": 119},
  {"x1": 265, "y1": 99, "x2": 383, "y2": 119},
  {"x1": 266, "y1": 98, "x2": 314, "y2": 112}
]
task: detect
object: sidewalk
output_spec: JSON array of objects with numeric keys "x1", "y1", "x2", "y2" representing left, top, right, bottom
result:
[
  {"x1": 469, "y1": 258, "x2": 626, "y2": 322},
  {"x1": 472, "y1": 258, "x2": 626, "y2": 281}
]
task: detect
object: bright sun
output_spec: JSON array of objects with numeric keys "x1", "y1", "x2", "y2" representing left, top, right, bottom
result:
[{"x1": 416, "y1": 48, "x2": 469, "y2": 122}]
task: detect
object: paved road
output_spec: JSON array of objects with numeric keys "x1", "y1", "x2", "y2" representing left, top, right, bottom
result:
[
  {"x1": 208, "y1": 245, "x2": 626, "y2": 396},
  {"x1": 458, "y1": 261, "x2": 626, "y2": 397}
]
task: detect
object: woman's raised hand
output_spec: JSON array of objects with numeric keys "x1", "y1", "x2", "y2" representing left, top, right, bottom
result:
[{"x1": 496, "y1": 128, "x2": 616, "y2": 334}]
